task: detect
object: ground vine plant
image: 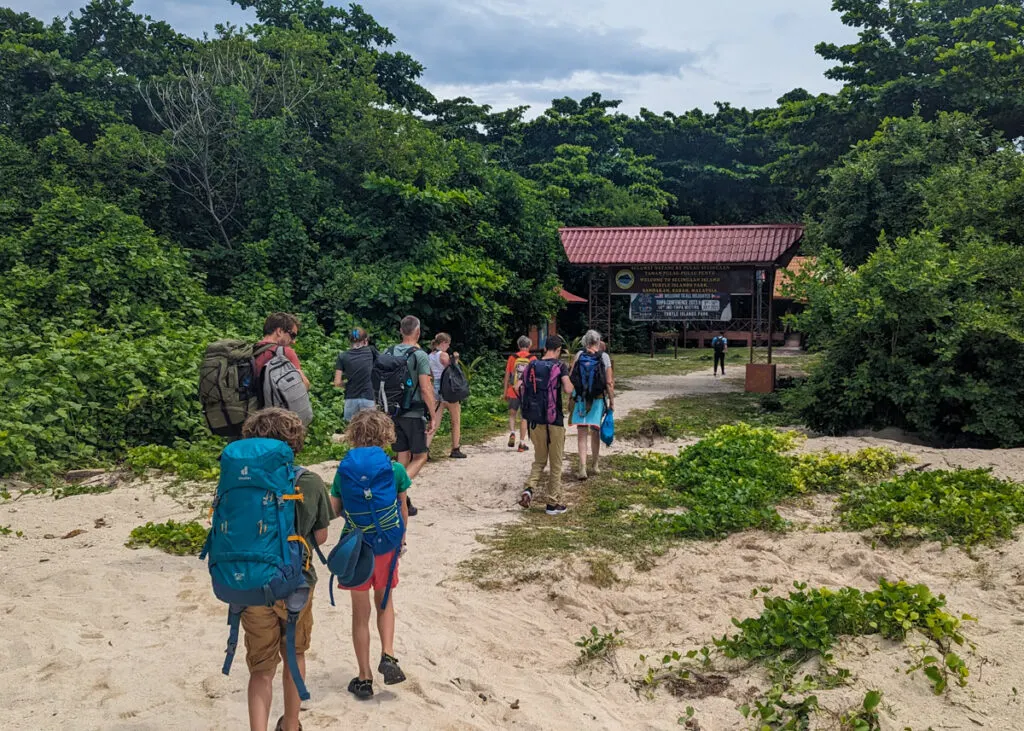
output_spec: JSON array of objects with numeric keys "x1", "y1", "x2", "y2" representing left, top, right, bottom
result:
[{"x1": 641, "y1": 580, "x2": 974, "y2": 728}]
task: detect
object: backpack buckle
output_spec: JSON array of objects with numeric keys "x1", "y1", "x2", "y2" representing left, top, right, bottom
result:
[{"x1": 363, "y1": 488, "x2": 373, "y2": 500}]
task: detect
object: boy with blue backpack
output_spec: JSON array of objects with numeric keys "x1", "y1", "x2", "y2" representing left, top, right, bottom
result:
[
  {"x1": 517, "y1": 335, "x2": 576, "y2": 515},
  {"x1": 329, "y1": 409, "x2": 410, "y2": 700},
  {"x1": 202, "y1": 408, "x2": 332, "y2": 731}
]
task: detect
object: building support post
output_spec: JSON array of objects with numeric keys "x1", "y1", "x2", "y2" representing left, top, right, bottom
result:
[
  {"x1": 767, "y1": 268, "x2": 776, "y2": 364},
  {"x1": 588, "y1": 268, "x2": 612, "y2": 347}
]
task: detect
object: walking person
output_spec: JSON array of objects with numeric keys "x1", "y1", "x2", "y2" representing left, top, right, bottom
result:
[
  {"x1": 503, "y1": 336, "x2": 535, "y2": 452},
  {"x1": 384, "y1": 316, "x2": 440, "y2": 481},
  {"x1": 427, "y1": 332, "x2": 466, "y2": 459},
  {"x1": 334, "y1": 327, "x2": 377, "y2": 421},
  {"x1": 570, "y1": 330, "x2": 614, "y2": 481},
  {"x1": 517, "y1": 335, "x2": 575, "y2": 515},
  {"x1": 711, "y1": 331, "x2": 728, "y2": 376}
]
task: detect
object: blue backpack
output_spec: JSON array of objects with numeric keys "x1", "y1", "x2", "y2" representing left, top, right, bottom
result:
[
  {"x1": 570, "y1": 351, "x2": 608, "y2": 406},
  {"x1": 200, "y1": 438, "x2": 324, "y2": 701},
  {"x1": 326, "y1": 447, "x2": 404, "y2": 610}
]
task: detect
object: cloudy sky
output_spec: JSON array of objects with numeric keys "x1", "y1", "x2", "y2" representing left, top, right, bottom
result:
[{"x1": 9, "y1": 0, "x2": 857, "y2": 115}]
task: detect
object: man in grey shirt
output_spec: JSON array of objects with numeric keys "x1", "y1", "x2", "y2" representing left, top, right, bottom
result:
[{"x1": 387, "y1": 316, "x2": 440, "y2": 481}]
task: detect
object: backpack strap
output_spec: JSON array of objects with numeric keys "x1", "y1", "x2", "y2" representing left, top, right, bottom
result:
[
  {"x1": 222, "y1": 605, "x2": 243, "y2": 676},
  {"x1": 284, "y1": 610, "x2": 310, "y2": 700},
  {"x1": 359, "y1": 471, "x2": 404, "y2": 611}
]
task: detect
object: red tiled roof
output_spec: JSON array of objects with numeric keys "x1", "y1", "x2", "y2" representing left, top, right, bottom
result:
[
  {"x1": 559, "y1": 288, "x2": 587, "y2": 304},
  {"x1": 774, "y1": 256, "x2": 812, "y2": 298},
  {"x1": 560, "y1": 225, "x2": 805, "y2": 266}
]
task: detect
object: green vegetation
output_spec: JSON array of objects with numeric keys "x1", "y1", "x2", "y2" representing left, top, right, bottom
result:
[
  {"x1": 575, "y1": 626, "x2": 623, "y2": 666},
  {"x1": 645, "y1": 580, "x2": 971, "y2": 727},
  {"x1": 126, "y1": 520, "x2": 208, "y2": 555},
  {"x1": 839, "y1": 469, "x2": 1024, "y2": 547},
  {"x1": 1, "y1": 0, "x2": 1022, "y2": 478},
  {"x1": 0, "y1": 524, "x2": 24, "y2": 537},
  {"x1": 466, "y1": 426, "x2": 910, "y2": 583},
  {"x1": 616, "y1": 392, "x2": 796, "y2": 442}
]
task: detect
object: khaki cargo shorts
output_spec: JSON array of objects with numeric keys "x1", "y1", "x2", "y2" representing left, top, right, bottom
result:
[{"x1": 241, "y1": 596, "x2": 315, "y2": 674}]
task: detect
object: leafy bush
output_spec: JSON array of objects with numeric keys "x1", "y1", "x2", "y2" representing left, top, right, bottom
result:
[
  {"x1": 792, "y1": 448, "x2": 913, "y2": 494},
  {"x1": 839, "y1": 469, "x2": 1024, "y2": 546},
  {"x1": 126, "y1": 520, "x2": 208, "y2": 555},
  {"x1": 789, "y1": 236, "x2": 1024, "y2": 447}
]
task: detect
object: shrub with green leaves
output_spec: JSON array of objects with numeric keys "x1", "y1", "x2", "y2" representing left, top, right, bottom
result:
[
  {"x1": 839, "y1": 468, "x2": 1024, "y2": 546},
  {"x1": 126, "y1": 520, "x2": 208, "y2": 555},
  {"x1": 792, "y1": 448, "x2": 914, "y2": 494}
]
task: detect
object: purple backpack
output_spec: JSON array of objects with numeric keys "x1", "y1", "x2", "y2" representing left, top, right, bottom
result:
[{"x1": 519, "y1": 360, "x2": 561, "y2": 426}]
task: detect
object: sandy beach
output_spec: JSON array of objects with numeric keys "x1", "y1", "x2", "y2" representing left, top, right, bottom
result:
[{"x1": 3, "y1": 370, "x2": 1023, "y2": 730}]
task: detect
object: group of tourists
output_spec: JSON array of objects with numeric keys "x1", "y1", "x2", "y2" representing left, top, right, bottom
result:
[{"x1": 198, "y1": 314, "x2": 617, "y2": 731}]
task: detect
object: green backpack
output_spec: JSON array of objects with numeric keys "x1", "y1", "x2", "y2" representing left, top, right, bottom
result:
[{"x1": 199, "y1": 340, "x2": 273, "y2": 437}]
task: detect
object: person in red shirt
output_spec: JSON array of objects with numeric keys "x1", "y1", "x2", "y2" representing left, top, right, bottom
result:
[
  {"x1": 255, "y1": 312, "x2": 311, "y2": 390},
  {"x1": 503, "y1": 336, "x2": 536, "y2": 452}
]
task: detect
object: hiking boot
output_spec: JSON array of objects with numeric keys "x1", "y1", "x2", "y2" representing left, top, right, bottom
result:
[
  {"x1": 378, "y1": 654, "x2": 407, "y2": 685},
  {"x1": 545, "y1": 504, "x2": 568, "y2": 516},
  {"x1": 407, "y1": 496, "x2": 418, "y2": 517},
  {"x1": 348, "y1": 677, "x2": 374, "y2": 700},
  {"x1": 518, "y1": 488, "x2": 533, "y2": 509},
  {"x1": 450, "y1": 447, "x2": 467, "y2": 459},
  {"x1": 507, "y1": 432, "x2": 516, "y2": 448},
  {"x1": 517, "y1": 442, "x2": 529, "y2": 452}
]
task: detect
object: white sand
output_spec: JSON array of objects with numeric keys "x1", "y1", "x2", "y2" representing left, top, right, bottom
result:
[{"x1": 2, "y1": 369, "x2": 1023, "y2": 730}]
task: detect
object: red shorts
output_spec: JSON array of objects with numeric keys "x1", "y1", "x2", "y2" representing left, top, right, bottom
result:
[{"x1": 344, "y1": 550, "x2": 400, "y2": 593}]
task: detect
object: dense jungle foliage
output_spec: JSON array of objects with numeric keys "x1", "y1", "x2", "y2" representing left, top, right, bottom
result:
[{"x1": 1, "y1": 0, "x2": 1023, "y2": 476}]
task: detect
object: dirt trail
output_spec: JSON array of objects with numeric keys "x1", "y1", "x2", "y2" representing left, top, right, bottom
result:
[
  {"x1": 0, "y1": 368, "x2": 732, "y2": 731},
  {"x1": 4, "y1": 368, "x2": 1024, "y2": 731}
]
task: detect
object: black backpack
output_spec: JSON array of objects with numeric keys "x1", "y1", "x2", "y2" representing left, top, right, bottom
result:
[
  {"x1": 520, "y1": 359, "x2": 561, "y2": 427},
  {"x1": 373, "y1": 346, "x2": 422, "y2": 416},
  {"x1": 570, "y1": 351, "x2": 608, "y2": 405},
  {"x1": 440, "y1": 361, "x2": 470, "y2": 403}
]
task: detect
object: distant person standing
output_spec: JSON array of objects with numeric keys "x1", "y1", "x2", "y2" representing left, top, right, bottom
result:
[
  {"x1": 503, "y1": 336, "x2": 535, "y2": 452},
  {"x1": 334, "y1": 327, "x2": 377, "y2": 421},
  {"x1": 427, "y1": 332, "x2": 466, "y2": 459},
  {"x1": 711, "y1": 332, "x2": 728, "y2": 377}
]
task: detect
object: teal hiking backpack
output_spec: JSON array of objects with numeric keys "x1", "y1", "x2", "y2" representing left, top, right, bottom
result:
[{"x1": 200, "y1": 438, "x2": 326, "y2": 701}]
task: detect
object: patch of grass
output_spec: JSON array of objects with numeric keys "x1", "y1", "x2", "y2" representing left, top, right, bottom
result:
[
  {"x1": 52, "y1": 482, "x2": 117, "y2": 500},
  {"x1": 0, "y1": 524, "x2": 24, "y2": 537},
  {"x1": 466, "y1": 426, "x2": 913, "y2": 584},
  {"x1": 616, "y1": 392, "x2": 798, "y2": 441},
  {"x1": 126, "y1": 520, "x2": 208, "y2": 555},
  {"x1": 839, "y1": 468, "x2": 1024, "y2": 546},
  {"x1": 586, "y1": 556, "x2": 620, "y2": 588},
  {"x1": 613, "y1": 349, "x2": 815, "y2": 381}
]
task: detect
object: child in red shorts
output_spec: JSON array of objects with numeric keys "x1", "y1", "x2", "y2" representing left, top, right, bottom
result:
[{"x1": 330, "y1": 410, "x2": 410, "y2": 700}]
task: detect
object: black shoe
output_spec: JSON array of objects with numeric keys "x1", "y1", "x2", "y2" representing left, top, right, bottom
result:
[
  {"x1": 407, "y1": 497, "x2": 418, "y2": 517},
  {"x1": 450, "y1": 447, "x2": 467, "y2": 459},
  {"x1": 545, "y1": 504, "x2": 568, "y2": 515},
  {"x1": 348, "y1": 676, "x2": 374, "y2": 700},
  {"x1": 378, "y1": 654, "x2": 407, "y2": 685}
]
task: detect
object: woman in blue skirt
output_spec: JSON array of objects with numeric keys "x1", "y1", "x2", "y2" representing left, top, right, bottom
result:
[{"x1": 570, "y1": 330, "x2": 614, "y2": 480}]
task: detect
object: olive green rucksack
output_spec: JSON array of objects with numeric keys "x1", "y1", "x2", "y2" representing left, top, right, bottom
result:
[{"x1": 199, "y1": 340, "x2": 273, "y2": 437}]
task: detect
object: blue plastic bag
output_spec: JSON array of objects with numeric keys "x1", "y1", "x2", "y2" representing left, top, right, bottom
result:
[{"x1": 600, "y1": 408, "x2": 614, "y2": 447}]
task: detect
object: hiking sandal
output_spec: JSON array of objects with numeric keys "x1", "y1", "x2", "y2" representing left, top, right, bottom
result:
[
  {"x1": 274, "y1": 717, "x2": 302, "y2": 731},
  {"x1": 518, "y1": 488, "x2": 533, "y2": 509},
  {"x1": 378, "y1": 654, "x2": 407, "y2": 685},
  {"x1": 348, "y1": 677, "x2": 374, "y2": 700}
]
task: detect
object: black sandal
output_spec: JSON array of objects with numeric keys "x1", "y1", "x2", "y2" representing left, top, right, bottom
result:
[
  {"x1": 348, "y1": 676, "x2": 374, "y2": 700},
  {"x1": 274, "y1": 716, "x2": 303, "y2": 731}
]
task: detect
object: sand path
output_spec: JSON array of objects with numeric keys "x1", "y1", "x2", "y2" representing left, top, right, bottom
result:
[
  {"x1": 0, "y1": 369, "x2": 735, "y2": 731},
  {"x1": 4, "y1": 368, "x2": 1024, "y2": 730}
]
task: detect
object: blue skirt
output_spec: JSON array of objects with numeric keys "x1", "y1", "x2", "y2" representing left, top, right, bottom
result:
[{"x1": 573, "y1": 398, "x2": 605, "y2": 428}]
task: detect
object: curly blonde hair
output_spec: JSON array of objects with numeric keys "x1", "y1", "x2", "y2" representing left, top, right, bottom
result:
[
  {"x1": 345, "y1": 409, "x2": 396, "y2": 448},
  {"x1": 242, "y1": 408, "x2": 307, "y2": 453}
]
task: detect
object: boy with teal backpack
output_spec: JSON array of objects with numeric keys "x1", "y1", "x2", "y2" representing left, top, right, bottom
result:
[
  {"x1": 328, "y1": 409, "x2": 410, "y2": 700},
  {"x1": 201, "y1": 408, "x2": 332, "y2": 731}
]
